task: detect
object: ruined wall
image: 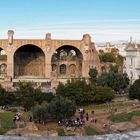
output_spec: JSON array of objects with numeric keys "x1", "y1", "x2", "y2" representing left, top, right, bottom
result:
[{"x1": 0, "y1": 30, "x2": 100, "y2": 81}]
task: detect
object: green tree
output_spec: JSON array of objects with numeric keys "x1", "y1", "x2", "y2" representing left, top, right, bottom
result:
[
  {"x1": 115, "y1": 54, "x2": 123, "y2": 66},
  {"x1": 56, "y1": 82, "x2": 66, "y2": 97},
  {"x1": 0, "y1": 85, "x2": 16, "y2": 106},
  {"x1": 56, "y1": 79, "x2": 95, "y2": 105},
  {"x1": 32, "y1": 96, "x2": 76, "y2": 121},
  {"x1": 99, "y1": 49, "x2": 124, "y2": 73},
  {"x1": 111, "y1": 48, "x2": 119, "y2": 54},
  {"x1": 93, "y1": 86, "x2": 115, "y2": 103},
  {"x1": 89, "y1": 67, "x2": 98, "y2": 84},
  {"x1": 56, "y1": 78, "x2": 116, "y2": 105},
  {"x1": 16, "y1": 82, "x2": 35, "y2": 110},
  {"x1": 99, "y1": 52, "x2": 115, "y2": 63},
  {"x1": 32, "y1": 90, "x2": 54, "y2": 105},
  {"x1": 109, "y1": 64, "x2": 119, "y2": 73},
  {"x1": 47, "y1": 96, "x2": 76, "y2": 120},
  {"x1": 32, "y1": 102, "x2": 49, "y2": 123},
  {"x1": 129, "y1": 78, "x2": 140, "y2": 100},
  {"x1": 42, "y1": 92, "x2": 55, "y2": 103},
  {"x1": 16, "y1": 82, "x2": 34, "y2": 94},
  {"x1": 97, "y1": 72, "x2": 129, "y2": 93},
  {"x1": 16, "y1": 82, "x2": 53, "y2": 111}
]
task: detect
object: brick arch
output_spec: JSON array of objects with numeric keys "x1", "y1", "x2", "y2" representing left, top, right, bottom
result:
[
  {"x1": 54, "y1": 42, "x2": 82, "y2": 54},
  {"x1": 13, "y1": 43, "x2": 46, "y2": 56},
  {"x1": 14, "y1": 44, "x2": 45, "y2": 78},
  {"x1": 54, "y1": 45, "x2": 83, "y2": 59},
  {"x1": 51, "y1": 44, "x2": 83, "y2": 78}
]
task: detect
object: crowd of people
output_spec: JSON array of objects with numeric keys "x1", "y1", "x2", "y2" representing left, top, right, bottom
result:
[
  {"x1": 1, "y1": 105, "x2": 9, "y2": 110},
  {"x1": 58, "y1": 108, "x2": 97, "y2": 127},
  {"x1": 11, "y1": 107, "x2": 99, "y2": 129},
  {"x1": 58, "y1": 118, "x2": 84, "y2": 127}
]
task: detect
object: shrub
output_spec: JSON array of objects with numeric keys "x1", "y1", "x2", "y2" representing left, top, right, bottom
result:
[
  {"x1": 32, "y1": 96, "x2": 76, "y2": 122},
  {"x1": 84, "y1": 126, "x2": 101, "y2": 135},
  {"x1": 93, "y1": 86, "x2": 115, "y2": 103},
  {"x1": 108, "y1": 113, "x2": 131, "y2": 122},
  {"x1": 56, "y1": 79, "x2": 95, "y2": 104},
  {"x1": 0, "y1": 112, "x2": 16, "y2": 129},
  {"x1": 108, "y1": 110, "x2": 140, "y2": 122},
  {"x1": 8, "y1": 108, "x2": 18, "y2": 112},
  {"x1": 129, "y1": 78, "x2": 140, "y2": 100},
  {"x1": 57, "y1": 128, "x2": 66, "y2": 136}
]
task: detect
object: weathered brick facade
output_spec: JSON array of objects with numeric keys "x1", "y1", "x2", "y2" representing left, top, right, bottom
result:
[{"x1": 0, "y1": 30, "x2": 100, "y2": 89}]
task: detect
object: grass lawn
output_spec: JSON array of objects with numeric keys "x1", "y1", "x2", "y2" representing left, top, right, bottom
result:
[
  {"x1": 80, "y1": 100, "x2": 140, "y2": 113},
  {"x1": 0, "y1": 111, "x2": 32, "y2": 134},
  {"x1": 57, "y1": 128, "x2": 66, "y2": 136},
  {"x1": 84, "y1": 126, "x2": 101, "y2": 136},
  {"x1": 0, "y1": 112, "x2": 15, "y2": 129},
  {"x1": 0, "y1": 112, "x2": 15, "y2": 134},
  {"x1": 108, "y1": 110, "x2": 140, "y2": 122}
]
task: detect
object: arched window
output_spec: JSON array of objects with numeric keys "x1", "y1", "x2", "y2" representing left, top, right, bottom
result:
[{"x1": 60, "y1": 64, "x2": 66, "y2": 74}]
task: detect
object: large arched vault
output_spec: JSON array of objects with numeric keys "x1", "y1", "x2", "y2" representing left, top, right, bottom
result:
[
  {"x1": 51, "y1": 45, "x2": 83, "y2": 78},
  {"x1": 14, "y1": 44, "x2": 45, "y2": 78}
]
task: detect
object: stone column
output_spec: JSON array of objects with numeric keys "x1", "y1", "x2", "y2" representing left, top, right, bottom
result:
[
  {"x1": 45, "y1": 33, "x2": 52, "y2": 78},
  {"x1": 6, "y1": 30, "x2": 14, "y2": 80},
  {"x1": 45, "y1": 57, "x2": 52, "y2": 78},
  {"x1": 81, "y1": 34, "x2": 91, "y2": 78}
]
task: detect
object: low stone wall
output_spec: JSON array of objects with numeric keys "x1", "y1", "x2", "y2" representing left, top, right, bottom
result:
[{"x1": 1, "y1": 131, "x2": 140, "y2": 140}]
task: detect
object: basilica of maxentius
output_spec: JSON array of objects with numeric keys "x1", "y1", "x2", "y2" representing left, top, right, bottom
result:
[{"x1": 0, "y1": 30, "x2": 100, "y2": 91}]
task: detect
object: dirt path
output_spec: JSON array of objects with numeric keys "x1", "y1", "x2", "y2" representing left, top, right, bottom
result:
[{"x1": 83, "y1": 104, "x2": 140, "y2": 134}]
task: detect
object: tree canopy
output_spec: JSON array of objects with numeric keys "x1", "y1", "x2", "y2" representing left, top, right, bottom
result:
[
  {"x1": 56, "y1": 79, "x2": 115, "y2": 104},
  {"x1": 93, "y1": 86, "x2": 115, "y2": 103},
  {"x1": 99, "y1": 52, "x2": 115, "y2": 63},
  {"x1": 89, "y1": 67, "x2": 98, "y2": 84},
  {"x1": 0, "y1": 85, "x2": 16, "y2": 106},
  {"x1": 32, "y1": 96, "x2": 76, "y2": 121},
  {"x1": 99, "y1": 48, "x2": 124, "y2": 73},
  {"x1": 56, "y1": 79, "x2": 95, "y2": 105},
  {"x1": 16, "y1": 82, "x2": 54, "y2": 110},
  {"x1": 97, "y1": 72, "x2": 129, "y2": 93},
  {"x1": 129, "y1": 78, "x2": 140, "y2": 100}
]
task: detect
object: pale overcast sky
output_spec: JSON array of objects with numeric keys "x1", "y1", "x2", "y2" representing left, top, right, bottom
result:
[{"x1": 0, "y1": 0, "x2": 140, "y2": 42}]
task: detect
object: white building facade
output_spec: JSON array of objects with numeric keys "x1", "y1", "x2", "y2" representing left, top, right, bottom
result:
[{"x1": 124, "y1": 43, "x2": 140, "y2": 84}]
